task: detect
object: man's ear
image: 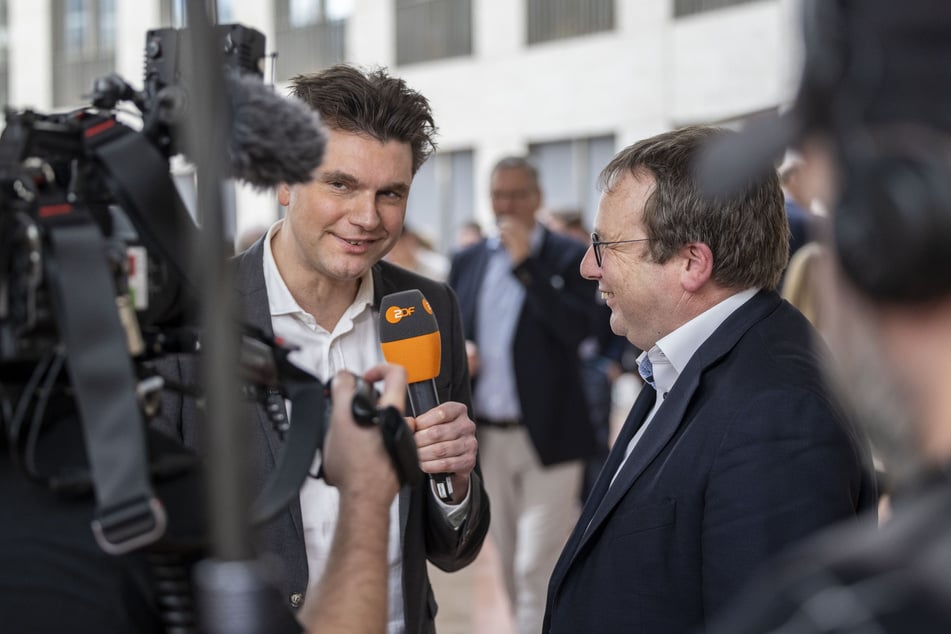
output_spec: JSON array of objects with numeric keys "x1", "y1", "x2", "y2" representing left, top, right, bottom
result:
[
  {"x1": 277, "y1": 183, "x2": 291, "y2": 206},
  {"x1": 679, "y1": 242, "x2": 714, "y2": 292}
]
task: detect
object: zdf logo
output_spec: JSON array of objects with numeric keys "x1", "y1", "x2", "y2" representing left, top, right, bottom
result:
[{"x1": 385, "y1": 305, "x2": 416, "y2": 324}]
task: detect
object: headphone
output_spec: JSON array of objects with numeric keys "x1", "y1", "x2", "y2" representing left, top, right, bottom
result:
[
  {"x1": 833, "y1": 128, "x2": 951, "y2": 303},
  {"x1": 796, "y1": 0, "x2": 951, "y2": 303}
]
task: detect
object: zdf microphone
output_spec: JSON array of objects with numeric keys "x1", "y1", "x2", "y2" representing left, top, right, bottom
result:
[{"x1": 379, "y1": 289, "x2": 455, "y2": 503}]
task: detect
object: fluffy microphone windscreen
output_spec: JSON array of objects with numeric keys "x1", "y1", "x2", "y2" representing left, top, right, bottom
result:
[
  {"x1": 225, "y1": 71, "x2": 326, "y2": 189},
  {"x1": 379, "y1": 289, "x2": 441, "y2": 383}
]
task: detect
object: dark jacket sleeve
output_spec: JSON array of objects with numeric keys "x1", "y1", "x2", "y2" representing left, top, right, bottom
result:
[
  {"x1": 701, "y1": 386, "x2": 874, "y2": 616},
  {"x1": 419, "y1": 281, "x2": 490, "y2": 572},
  {"x1": 512, "y1": 232, "x2": 599, "y2": 351}
]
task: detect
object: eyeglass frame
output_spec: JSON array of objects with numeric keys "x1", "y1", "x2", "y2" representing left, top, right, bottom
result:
[{"x1": 590, "y1": 232, "x2": 651, "y2": 267}]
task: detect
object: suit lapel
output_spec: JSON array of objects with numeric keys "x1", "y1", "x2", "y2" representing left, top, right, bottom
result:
[
  {"x1": 549, "y1": 290, "x2": 784, "y2": 599},
  {"x1": 233, "y1": 240, "x2": 304, "y2": 541},
  {"x1": 548, "y1": 384, "x2": 656, "y2": 598},
  {"x1": 574, "y1": 292, "x2": 783, "y2": 551},
  {"x1": 576, "y1": 364, "x2": 701, "y2": 552}
]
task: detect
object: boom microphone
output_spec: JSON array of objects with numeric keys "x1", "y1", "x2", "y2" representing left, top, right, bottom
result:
[
  {"x1": 379, "y1": 290, "x2": 455, "y2": 503},
  {"x1": 138, "y1": 23, "x2": 325, "y2": 190},
  {"x1": 224, "y1": 71, "x2": 326, "y2": 189}
]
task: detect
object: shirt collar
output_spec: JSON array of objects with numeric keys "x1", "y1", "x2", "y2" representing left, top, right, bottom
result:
[
  {"x1": 637, "y1": 287, "x2": 759, "y2": 396},
  {"x1": 263, "y1": 220, "x2": 300, "y2": 317}
]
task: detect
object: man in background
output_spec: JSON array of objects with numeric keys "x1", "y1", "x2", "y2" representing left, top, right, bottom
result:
[
  {"x1": 449, "y1": 156, "x2": 599, "y2": 634},
  {"x1": 780, "y1": 151, "x2": 827, "y2": 259}
]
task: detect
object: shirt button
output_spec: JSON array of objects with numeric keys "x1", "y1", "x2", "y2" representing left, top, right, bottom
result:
[{"x1": 290, "y1": 592, "x2": 304, "y2": 608}]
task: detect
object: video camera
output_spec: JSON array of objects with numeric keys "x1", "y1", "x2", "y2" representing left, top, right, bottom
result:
[
  {"x1": 0, "y1": 22, "x2": 417, "y2": 559},
  {"x1": 0, "y1": 25, "x2": 264, "y2": 368}
]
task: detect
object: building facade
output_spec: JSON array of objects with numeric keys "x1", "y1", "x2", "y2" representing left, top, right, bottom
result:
[{"x1": 2, "y1": 0, "x2": 802, "y2": 251}]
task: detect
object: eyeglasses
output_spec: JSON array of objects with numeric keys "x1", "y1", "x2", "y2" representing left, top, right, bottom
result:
[{"x1": 590, "y1": 232, "x2": 651, "y2": 267}]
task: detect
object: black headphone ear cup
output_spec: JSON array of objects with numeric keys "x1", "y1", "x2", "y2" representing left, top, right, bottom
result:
[{"x1": 835, "y1": 146, "x2": 951, "y2": 302}]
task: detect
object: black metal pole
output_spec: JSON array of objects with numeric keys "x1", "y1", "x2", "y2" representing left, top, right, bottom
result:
[{"x1": 180, "y1": 2, "x2": 281, "y2": 632}]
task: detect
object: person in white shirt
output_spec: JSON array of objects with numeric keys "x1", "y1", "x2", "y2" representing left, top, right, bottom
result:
[{"x1": 156, "y1": 64, "x2": 489, "y2": 634}]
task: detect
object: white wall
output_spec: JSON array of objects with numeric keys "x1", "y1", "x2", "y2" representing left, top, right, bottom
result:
[
  {"x1": 9, "y1": 0, "x2": 53, "y2": 109},
  {"x1": 3, "y1": 0, "x2": 801, "y2": 243}
]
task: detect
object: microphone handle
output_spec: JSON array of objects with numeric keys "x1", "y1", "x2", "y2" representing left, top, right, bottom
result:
[{"x1": 406, "y1": 379, "x2": 455, "y2": 503}]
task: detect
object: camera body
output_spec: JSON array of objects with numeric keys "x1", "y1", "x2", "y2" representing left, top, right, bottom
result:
[{"x1": 0, "y1": 24, "x2": 267, "y2": 371}]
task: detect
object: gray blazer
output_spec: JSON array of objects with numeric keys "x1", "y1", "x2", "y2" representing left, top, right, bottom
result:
[{"x1": 153, "y1": 237, "x2": 490, "y2": 634}]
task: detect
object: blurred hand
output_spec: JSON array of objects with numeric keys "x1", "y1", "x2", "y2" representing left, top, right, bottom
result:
[
  {"x1": 321, "y1": 364, "x2": 408, "y2": 506},
  {"x1": 498, "y1": 216, "x2": 532, "y2": 266},
  {"x1": 411, "y1": 401, "x2": 477, "y2": 503},
  {"x1": 465, "y1": 340, "x2": 480, "y2": 377}
]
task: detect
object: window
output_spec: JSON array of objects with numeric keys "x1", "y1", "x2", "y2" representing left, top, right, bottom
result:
[
  {"x1": 405, "y1": 149, "x2": 475, "y2": 254},
  {"x1": 216, "y1": 0, "x2": 236, "y2": 23},
  {"x1": 396, "y1": 0, "x2": 472, "y2": 66},
  {"x1": 159, "y1": 0, "x2": 185, "y2": 27},
  {"x1": 527, "y1": 0, "x2": 614, "y2": 45},
  {"x1": 674, "y1": 0, "x2": 766, "y2": 19},
  {"x1": 273, "y1": 0, "x2": 351, "y2": 82},
  {"x1": 159, "y1": 0, "x2": 234, "y2": 26},
  {"x1": 529, "y1": 135, "x2": 615, "y2": 230},
  {"x1": 52, "y1": 0, "x2": 117, "y2": 107}
]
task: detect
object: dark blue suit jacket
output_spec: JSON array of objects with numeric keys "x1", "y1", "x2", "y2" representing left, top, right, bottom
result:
[
  {"x1": 448, "y1": 228, "x2": 599, "y2": 465},
  {"x1": 543, "y1": 290, "x2": 878, "y2": 633}
]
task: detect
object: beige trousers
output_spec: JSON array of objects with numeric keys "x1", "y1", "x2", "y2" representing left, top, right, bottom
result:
[{"x1": 477, "y1": 426, "x2": 583, "y2": 634}]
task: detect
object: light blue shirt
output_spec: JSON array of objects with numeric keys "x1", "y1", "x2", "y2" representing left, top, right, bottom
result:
[{"x1": 472, "y1": 225, "x2": 544, "y2": 420}]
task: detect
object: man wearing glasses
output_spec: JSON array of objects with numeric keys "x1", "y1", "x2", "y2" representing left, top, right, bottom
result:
[
  {"x1": 543, "y1": 126, "x2": 878, "y2": 633},
  {"x1": 448, "y1": 156, "x2": 600, "y2": 634}
]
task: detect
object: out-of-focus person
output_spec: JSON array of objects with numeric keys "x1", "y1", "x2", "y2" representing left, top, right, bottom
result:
[
  {"x1": 384, "y1": 225, "x2": 449, "y2": 281},
  {"x1": 781, "y1": 240, "x2": 828, "y2": 331},
  {"x1": 454, "y1": 220, "x2": 484, "y2": 252},
  {"x1": 780, "y1": 151, "x2": 828, "y2": 259},
  {"x1": 449, "y1": 156, "x2": 600, "y2": 634},
  {"x1": 543, "y1": 125, "x2": 878, "y2": 634},
  {"x1": 544, "y1": 208, "x2": 590, "y2": 244},
  {"x1": 236, "y1": 223, "x2": 269, "y2": 253},
  {"x1": 705, "y1": 1, "x2": 951, "y2": 632}
]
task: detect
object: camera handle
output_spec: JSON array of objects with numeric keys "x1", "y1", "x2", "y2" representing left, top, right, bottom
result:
[
  {"x1": 250, "y1": 377, "x2": 327, "y2": 525},
  {"x1": 249, "y1": 372, "x2": 422, "y2": 526}
]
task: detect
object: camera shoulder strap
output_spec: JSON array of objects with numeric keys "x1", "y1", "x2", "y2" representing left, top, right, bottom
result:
[{"x1": 40, "y1": 203, "x2": 167, "y2": 554}]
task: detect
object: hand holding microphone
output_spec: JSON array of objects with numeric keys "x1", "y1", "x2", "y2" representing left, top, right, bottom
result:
[{"x1": 379, "y1": 290, "x2": 478, "y2": 504}]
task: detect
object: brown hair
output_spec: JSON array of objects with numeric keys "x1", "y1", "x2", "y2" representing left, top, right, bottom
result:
[
  {"x1": 600, "y1": 125, "x2": 789, "y2": 290},
  {"x1": 290, "y1": 64, "x2": 437, "y2": 174}
]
